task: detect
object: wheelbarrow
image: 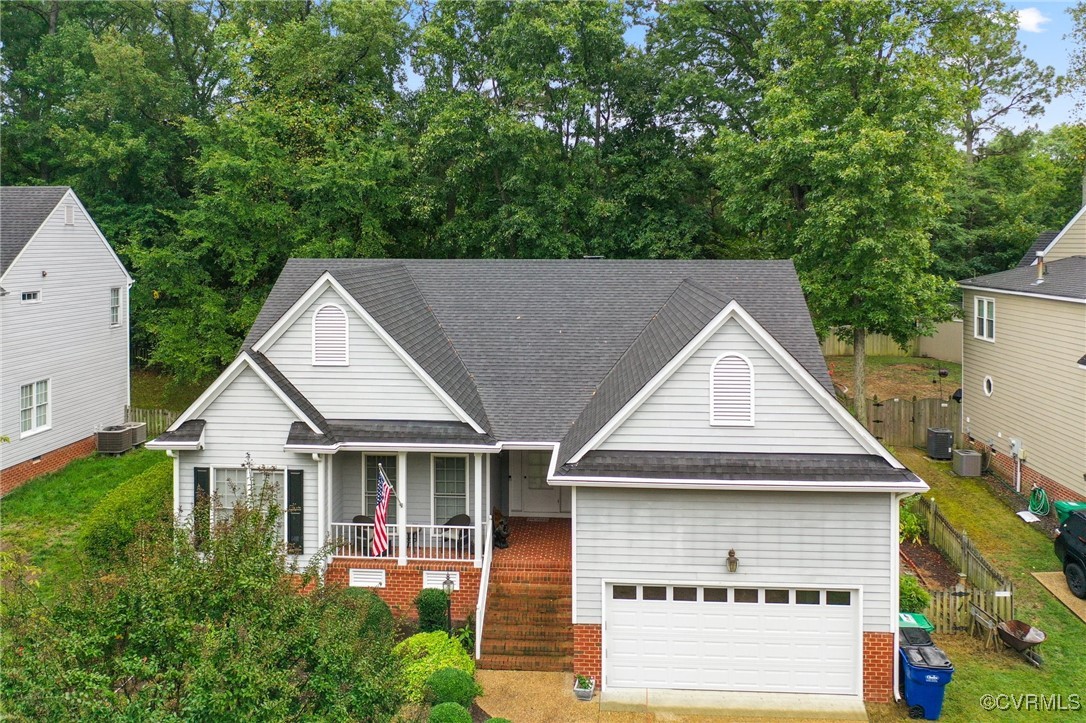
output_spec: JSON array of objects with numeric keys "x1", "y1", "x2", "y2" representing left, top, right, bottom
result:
[{"x1": 996, "y1": 619, "x2": 1046, "y2": 667}]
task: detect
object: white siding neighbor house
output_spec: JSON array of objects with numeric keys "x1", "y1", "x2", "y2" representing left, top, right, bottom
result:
[
  {"x1": 1, "y1": 187, "x2": 132, "y2": 494},
  {"x1": 149, "y1": 259, "x2": 926, "y2": 708},
  {"x1": 959, "y1": 210, "x2": 1086, "y2": 502}
]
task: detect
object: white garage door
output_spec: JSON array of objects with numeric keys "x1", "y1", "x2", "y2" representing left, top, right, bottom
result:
[{"x1": 605, "y1": 583, "x2": 860, "y2": 695}]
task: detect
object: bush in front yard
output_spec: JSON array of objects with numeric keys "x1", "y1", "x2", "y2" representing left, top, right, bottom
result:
[
  {"x1": 342, "y1": 587, "x2": 394, "y2": 641},
  {"x1": 900, "y1": 574, "x2": 931, "y2": 613},
  {"x1": 425, "y1": 667, "x2": 482, "y2": 708},
  {"x1": 415, "y1": 588, "x2": 450, "y2": 633},
  {"x1": 428, "y1": 702, "x2": 472, "y2": 723},
  {"x1": 80, "y1": 458, "x2": 173, "y2": 563},
  {"x1": 394, "y1": 631, "x2": 474, "y2": 703}
]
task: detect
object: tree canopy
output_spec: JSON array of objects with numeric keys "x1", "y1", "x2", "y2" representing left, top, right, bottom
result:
[{"x1": 1, "y1": 0, "x2": 1081, "y2": 383}]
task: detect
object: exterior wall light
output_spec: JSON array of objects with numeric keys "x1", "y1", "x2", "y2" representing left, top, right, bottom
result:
[{"x1": 726, "y1": 549, "x2": 739, "y2": 573}]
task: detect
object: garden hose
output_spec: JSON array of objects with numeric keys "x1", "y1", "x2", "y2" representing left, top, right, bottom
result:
[{"x1": 1028, "y1": 485, "x2": 1050, "y2": 517}]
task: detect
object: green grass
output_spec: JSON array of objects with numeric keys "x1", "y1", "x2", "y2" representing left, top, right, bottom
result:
[
  {"x1": 1, "y1": 449, "x2": 168, "y2": 597},
  {"x1": 891, "y1": 447, "x2": 1086, "y2": 722},
  {"x1": 130, "y1": 370, "x2": 208, "y2": 412}
]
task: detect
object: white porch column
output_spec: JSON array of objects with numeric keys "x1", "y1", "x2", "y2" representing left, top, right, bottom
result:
[
  {"x1": 315, "y1": 454, "x2": 326, "y2": 551},
  {"x1": 474, "y1": 452, "x2": 483, "y2": 568},
  {"x1": 397, "y1": 451, "x2": 408, "y2": 565}
]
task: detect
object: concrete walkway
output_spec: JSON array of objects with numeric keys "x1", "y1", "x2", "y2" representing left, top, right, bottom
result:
[{"x1": 475, "y1": 671, "x2": 869, "y2": 722}]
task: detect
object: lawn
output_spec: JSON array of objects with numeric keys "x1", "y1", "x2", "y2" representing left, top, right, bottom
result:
[
  {"x1": 130, "y1": 370, "x2": 208, "y2": 412},
  {"x1": 827, "y1": 356, "x2": 962, "y2": 401},
  {"x1": 1, "y1": 448, "x2": 168, "y2": 598},
  {"x1": 878, "y1": 447, "x2": 1086, "y2": 722}
]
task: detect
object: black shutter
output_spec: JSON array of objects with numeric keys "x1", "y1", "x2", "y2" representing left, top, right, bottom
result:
[
  {"x1": 193, "y1": 467, "x2": 210, "y2": 548},
  {"x1": 287, "y1": 469, "x2": 304, "y2": 554}
]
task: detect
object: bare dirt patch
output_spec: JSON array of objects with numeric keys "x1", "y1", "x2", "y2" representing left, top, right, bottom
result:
[
  {"x1": 901, "y1": 539, "x2": 961, "y2": 590},
  {"x1": 827, "y1": 355, "x2": 961, "y2": 401}
]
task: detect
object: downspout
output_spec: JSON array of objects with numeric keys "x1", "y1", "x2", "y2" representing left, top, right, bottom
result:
[{"x1": 892, "y1": 491, "x2": 907, "y2": 702}]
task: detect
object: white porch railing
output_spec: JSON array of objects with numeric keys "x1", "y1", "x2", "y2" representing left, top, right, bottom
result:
[
  {"x1": 475, "y1": 516, "x2": 494, "y2": 660},
  {"x1": 329, "y1": 522, "x2": 476, "y2": 563}
]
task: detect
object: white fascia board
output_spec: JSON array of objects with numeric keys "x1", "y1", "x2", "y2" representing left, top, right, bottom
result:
[
  {"x1": 547, "y1": 474, "x2": 929, "y2": 494},
  {"x1": 146, "y1": 430, "x2": 204, "y2": 451},
  {"x1": 957, "y1": 284, "x2": 1086, "y2": 304},
  {"x1": 250, "y1": 271, "x2": 486, "y2": 433},
  {"x1": 168, "y1": 352, "x2": 323, "y2": 434},
  {"x1": 284, "y1": 442, "x2": 501, "y2": 454},
  {"x1": 68, "y1": 190, "x2": 134, "y2": 284},
  {"x1": 567, "y1": 300, "x2": 902, "y2": 468},
  {"x1": 1036, "y1": 204, "x2": 1086, "y2": 260}
]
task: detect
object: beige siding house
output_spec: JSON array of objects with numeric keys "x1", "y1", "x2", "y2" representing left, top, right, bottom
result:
[{"x1": 959, "y1": 211, "x2": 1086, "y2": 502}]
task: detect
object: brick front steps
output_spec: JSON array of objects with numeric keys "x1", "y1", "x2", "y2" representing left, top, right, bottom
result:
[{"x1": 478, "y1": 567, "x2": 573, "y2": 672}]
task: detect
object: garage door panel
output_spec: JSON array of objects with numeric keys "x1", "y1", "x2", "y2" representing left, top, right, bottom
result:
[{"x1": 605, "y1": 584, "x2": 859, "y2": 696}]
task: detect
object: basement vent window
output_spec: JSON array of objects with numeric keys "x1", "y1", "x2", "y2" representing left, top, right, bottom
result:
[
  {"x1": 312, "y1": 303, "x2": 348, "y2": 365},
  {"x1": 348, "y1": 569, "x2": 386, "y2": 588},
  {"x1": 709, "y1": 353, "x2": 754, "y2": 426},
  {"x1": 423, "y1": 570, "x2": 460, "y2": 591}
]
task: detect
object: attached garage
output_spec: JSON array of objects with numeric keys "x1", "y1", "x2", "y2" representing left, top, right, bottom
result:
[{"x1": 603, "y1": 583, "x2": 861, "y2": 695}]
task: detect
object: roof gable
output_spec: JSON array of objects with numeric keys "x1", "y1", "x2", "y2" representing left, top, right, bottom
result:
[{"x1": 1, "y1": 186, "x2": 70, "y2": 275}]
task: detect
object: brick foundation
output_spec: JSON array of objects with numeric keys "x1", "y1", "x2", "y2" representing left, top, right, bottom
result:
[
  {"x1": 863, "y1": 631, "x2": 895, "y2": 702},
  {"x1": 325, "y1": 559, "x2": 480, "y2": 622},
  {"x1": 572, "y1": 623, "x2": 601, "y2": 681},
  {"x1": 967, "y1": 439, "x2": 1084, "y2": 503},
  {"x1": 1, "y1": 435, "x2": 97, "y2": 496}
]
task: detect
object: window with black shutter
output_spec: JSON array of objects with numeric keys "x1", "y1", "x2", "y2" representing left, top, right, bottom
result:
[
  {"x1": 193, "y1": 467, "x2": 210, "y2": 548},
  {"x1": 287, "y1": 469, "x2": 304, "y2": 554}
]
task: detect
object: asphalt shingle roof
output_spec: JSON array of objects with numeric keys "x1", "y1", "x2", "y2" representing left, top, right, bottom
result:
[
  {"x1": 245, "y1": 259, "x2": 832, "y2": 444},
  {"x1": 247, "y1": 351, "x2": 330, "y2": 433},
  {"x1": 0, "y1": 186, "x2": 69, "y2": 275},
  {"x1": 285, "y1": 419, "x2": 494, "y2": 447},
  {"x1": 960, "y1": 256, "x2": 1086, "y2": 300},
  {"x1": 152, "y1": 419, "x2": 205, "y2": 445},
  {"x1": 1016, "y1": 231, "x2": 1059, "y2": 268}
]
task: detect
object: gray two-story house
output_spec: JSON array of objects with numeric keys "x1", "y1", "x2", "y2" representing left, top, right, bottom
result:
[{"x1": 1, "y1": 186, "x2": 132, "y2": 494}]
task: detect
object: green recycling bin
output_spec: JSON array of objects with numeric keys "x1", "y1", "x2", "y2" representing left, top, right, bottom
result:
[
  {"x1": 1054, "y1": 501, "x2": 1086, "y2": 525},
  {"x1": 899, "y1": 612, "x2": 936, "y2": 633}
]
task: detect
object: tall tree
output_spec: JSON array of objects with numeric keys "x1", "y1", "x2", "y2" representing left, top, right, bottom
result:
[{"x1": 714, "y1": 0, "x2": 961, "y2": 421}]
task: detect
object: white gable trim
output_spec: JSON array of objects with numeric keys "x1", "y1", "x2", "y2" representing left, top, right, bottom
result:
[
  {"x1": 250, "y1": 272, "x2": 485, "y2": 433},
  {"x1": 1031, "y1": 204, "x2": 1086, "y2": 263},
  {"x1": 165, "y1": 352, "x2": 322, "y2": 435},
  {"x1": 547, "y1": 474, "x2": 927, "y2": 494},
  {"x1": 957, "y1": 284, "x2": 1086, "y2": 304},
  {"x1": 567, "y1": 300, "x2": 902, "y2": 468}
]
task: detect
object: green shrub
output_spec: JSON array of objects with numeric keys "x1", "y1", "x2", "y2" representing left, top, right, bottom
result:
[
  {"x1": 342, "y1": 587, "x2": 394, "y2": 639},
  {"x1": 80, "y1": 459, "x2": 173, "y2": 563},
  {"x1": 900, "y1": 575, "x2": 931, "y2": 613},
  {"x1": 415, "y1": 587, "x2": 450, "y2": 633},
  {"x1": 899, "y1": 495, "x2": 926, "y2": 544},
  {"x1": 394, "y1": 631, "x2": 474, "y2": 703},
  {"x1": 425, "y1": 667, "x2": 482, "y2": 708},
  {"x1": 429, "y1": 702, "x2": 472, "y2": 723}
]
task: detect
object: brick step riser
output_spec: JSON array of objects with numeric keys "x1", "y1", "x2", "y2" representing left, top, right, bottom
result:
[
  {"x1": 482, "y1": 625, "x2": 573, "y2": 641},
  {"x1": 484, "y1": 604, "x2": 572, "y2": 618},
  {"x1": 482, "y1": 641, "x2": 574, "y2": 657},
  {"x1": 488, "y1": 588, "x2": 571, "y2": 600},
  {"x1": 477, "y1": 655, "x2": 572, "y2": 672},
  {"x1": 490, "y1": 572, "x2": 571, "y2": 583}
]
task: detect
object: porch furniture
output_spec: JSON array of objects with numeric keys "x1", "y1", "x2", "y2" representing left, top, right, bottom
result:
[
  {"x1": 349, "y1": 515, "x2": 375, "y2": 556},
  {"x1": 441, "y1": 514, "x2": 474, "y2": 555}
]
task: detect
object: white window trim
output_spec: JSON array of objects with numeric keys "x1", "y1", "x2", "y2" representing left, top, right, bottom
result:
[
  {"x1": 974, "y1": 296, "x2": 995, "y2": 342},
  {"x1": 311, "y1": 302, "x2": 349, "y2": 366},
  {"x1": 20, "y1": 290, "x2": 41, "y2": 304},
  {"x1": 64, "y1": 204, "x2": 74, "y2": 225},
  {"x1": 983, "y1": 376, "x2": 994, "y2": 397},
  {"x1": 209, "y1": 464, "x2": 288, "y2": 541},
  {"x1": 708, "y1": 352, "x2": 755, "y2": 427},
  {"x1": 110, "y1": 287, "x2": 121, "y2": 327},
  {"x1": 19, "y1": 378, "x2": 51, "y2": 438},
  {"x1": 430, "y1": 454, "x2": 469, "y2": 524},
  {"x1": 362, "y1": 453, "x2": 398, "y2": 522}
]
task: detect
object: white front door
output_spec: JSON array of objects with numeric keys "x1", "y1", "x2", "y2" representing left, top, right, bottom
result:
[
  {"x1": 509, "y1": 450, "x2": 566, "y2": 516},
  {"x1": 604, "y1": 583, "x2": 860, "y2": 695}
]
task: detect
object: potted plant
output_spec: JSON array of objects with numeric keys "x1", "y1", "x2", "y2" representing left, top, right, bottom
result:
[{"x1": 573, "y1": 674, "x2": 595, "y2": 701}]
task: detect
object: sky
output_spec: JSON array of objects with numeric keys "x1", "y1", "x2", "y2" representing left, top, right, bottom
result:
[{"x1": 1005, "y1": 1, "x2": 1080, "y2": 130}]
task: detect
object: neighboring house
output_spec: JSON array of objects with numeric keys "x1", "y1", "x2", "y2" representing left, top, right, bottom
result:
[
  {"x1": 149, "y1": 259, "x2": 926, "y2": 706},
  {"x1": 959, "y1": 213, "x2": 1086, "y2": 503},
  {"x1": 0, "y1": 187, "x2": 132, "y2": 494}
]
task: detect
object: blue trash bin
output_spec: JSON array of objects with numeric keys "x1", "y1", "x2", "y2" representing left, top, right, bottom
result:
[{"x1": 899, "y1": 646, "x2": 954, "y2": 720}]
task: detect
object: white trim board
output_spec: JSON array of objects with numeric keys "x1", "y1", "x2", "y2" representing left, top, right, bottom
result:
[
  {"x1": 249, "y1": 272, "x2": 485, "y2": 433},
  {"x1": 958, "y1": 284, "x2": 1086, "y2": 304},
  {"x1": 567, "y1": 300, "x2": 902, "y2": 468},
  {"x1": 548, "y1": 474, "x2": 927, "y2": 494},
  {"x1": 1029, "y1": 204, "x2": 1086, "y2": 263}
]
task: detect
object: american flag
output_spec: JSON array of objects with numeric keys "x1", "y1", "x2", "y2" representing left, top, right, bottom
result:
[{"x1": 371, "y1": 464, "x2": 392, "y2": 557}]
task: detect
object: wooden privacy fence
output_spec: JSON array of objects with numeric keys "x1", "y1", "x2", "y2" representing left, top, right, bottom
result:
[
  {"x1": 924, "y1": 588, "x2": 1014, "y2": 635},
  {"x1": 125, "y1": 406, "x2": 177, "y2": 438},
  {"x1": 865, "y1": 396, "x2": 959, "y2": 448},
  {"x1": 820, "y1": 320, "x2": 962, "y2": 362}
]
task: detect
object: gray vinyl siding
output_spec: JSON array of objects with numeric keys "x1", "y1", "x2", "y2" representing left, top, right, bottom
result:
[
  {"x1": 176, "y1": 367, "x2": 318, "y2": 565},
  {"x1": 962, "y1": 290, "x2": 1086, "y2": 497},
  {"x1": 575, "y1": 487, "x2": 893, "y2": 632},
  {"x1": 0, "y1": 192, "x2": 129, "y2": 469},
  {"x1": 599, "y1": 319, "x2": 867, "y2": 455},
  {"x1": 263, "y1": 287, "x2": 458, "y2": 421}
]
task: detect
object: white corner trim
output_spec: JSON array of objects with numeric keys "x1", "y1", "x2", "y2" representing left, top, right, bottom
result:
[
  {"x1": 250, "y1": 272, "x2": 486, "y2": 433},
  {"x1": 571, "y1": 485, "x2": 578, "y2": 625},
  {"x1": 166, "y1": 352, "x2": 322, "y2": 435},
  {"x1": 568, "y1": 300, "x2": 902, "y2": 468}
]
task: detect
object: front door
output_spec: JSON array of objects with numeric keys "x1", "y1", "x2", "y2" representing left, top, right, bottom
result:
[{"x1": 509, "y1": 450, "x2": 566, "y2": 516}]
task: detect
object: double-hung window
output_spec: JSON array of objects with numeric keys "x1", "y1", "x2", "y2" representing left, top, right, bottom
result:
[
  {"x1": 432, "y1": 456, "x2": 467, "y2": 523},
  {"x1": 213, "y1": 467, "x2": 284, "y2": 524},
  {"x1": 20, "y1": 380, "x2": 49, "y2": 435},
  {"x1": 365, "y1": 455, "x2": 397, "y2": 523},
  {"x1": 110, "y1": 288, "x2": 121, "y2": 326},
  {"x1": 974, "y1": 297, "x2": 995, "y2": 341}
]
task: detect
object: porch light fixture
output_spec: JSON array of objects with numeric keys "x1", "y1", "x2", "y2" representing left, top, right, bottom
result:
[
  {"x1": 442, "y1": 572, "x2": 454, "y2": 632},
  {"x1": 726, "y1": 549, "x2": 739, "y2": 573}
]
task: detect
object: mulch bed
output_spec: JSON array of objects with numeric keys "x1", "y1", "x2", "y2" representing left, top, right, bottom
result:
[
  {"x1": 470, "y1": 702, "x2": 491, "y2": 722},
  {"x1": 974, "y1": 472, "x2": 1059, "y2": 539},
  {"x1": 901, "y1": 539, "x2": 961, "y2": 589}
]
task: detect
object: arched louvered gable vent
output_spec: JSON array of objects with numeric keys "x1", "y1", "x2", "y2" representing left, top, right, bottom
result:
[
  {"x1": 710, "y1": 353, "x2": 754, "y2": 426},
  {"x1": 312, "y1": 304, "x2": 349, "y2": 365}
]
